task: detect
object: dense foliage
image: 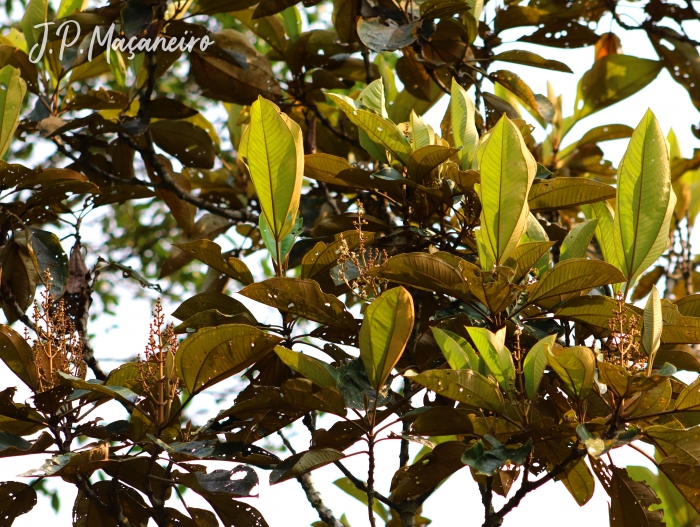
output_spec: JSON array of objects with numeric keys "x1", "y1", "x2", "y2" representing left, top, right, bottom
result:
[{"x1": 1, "y1": 0, "x2": 700, "y2": 525}]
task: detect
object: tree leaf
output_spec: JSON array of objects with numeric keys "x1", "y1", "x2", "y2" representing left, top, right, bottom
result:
[
  {"x1": 303, "y1": 153, "x2": 353, "y2": 185},
  {"x1": 356, "y1": 18, "x2": 419, "y2": 53},
  {"x1": 528, "y1": 258, "x2": 626, "y2": 304},
  {"x1": 405, "y1": 369, "x2": 505, "y2": 414},
  {"x1": 476, "y1": 114, "x2": 536, "y2": 267},
  {"x1": 175, "y1": 324, "x2": 283, "y2": 395},
  {"x1": 72, "y1": 480, "x2": 149, "y2": 527},
  {"x1": 643, "y1": 285, "x2": 662, "y2": 365},
  {"x1": 174, "y1": 239, "x2": 254, "y2": 285},
  {"x1": 609, "y1": 466, "x2": 664, "y2": 527},
  {"x1": 0, "y1": 66, "x2": 27, "y2": 159},
  {"x1": 150, "y1": 120, "x2": 216, "y2": 169},
  {"x1": 493, "y1": 50, "x2": 572, "y2": 73},
  {"x1": 523, "y1": 334, "x2": 556, "y2": 400},
  {"x1": 20, "y1": 0, "x2": 48, "y2": 62},
  {"x1": 0, "y1": 324, "x2": 38, "y2": 391},
  {"x1": 614, "y1": 109, "x2": 676, "y2": 282},
  {"x1": 359, "y1": 286, "x2": 414, "y2": 390},
  {"x1": 461, "y1": 435, "x2": 532, "y2": 476},
  {"x1": 581, "y1": 201, "x2": 621, "y2": 272},
  {"x1": 172, "y1": 292, "x2": 255, "y2": 321},
  {"x1": 560, "y1": 218, "x2": 599, "y2": 261},
  {"x1": 239, "y1": 96, "x2": 303, "y2": 243},
  {"x1": 0, "y1": 481, "x2": 36, "y2": 526},
  {"x1": 451, "y1": 78, "x2": 478, "y2": 169},
  {"x1": 511, "y1": 241, "x2": 555, "y2": 282},
  {"x1": 57, "y1": 372, "x2": 139, "y2": 410},
  {"x1": 334, "y1": 478, "x2": 389, "y2": 522},
  {"x1": 574, "y1": 55, "x2": 663, "y2": 120},
  {"x1": 406, "y1": 145, "x2": 460, "y2": 182},
  {"x1": 239, "y1": 277, "x2": 357, "y2": 330},
  {"x1": 528, "y1": 178, "x2": 616, "y2": 212},
  {"x1": 431, "y1": 327, "x2": 473, "y2": 370},
  {"x1": 465, "y1": 327, "x2": 515, "y2": 396},
  {"x1": 274, "y1": 346, "x2": 337, "y2": 388},
  {"x1": 270, "y1": 448, "x2": 344, "y2": 484},
  {"x1": 547, "y1": 345, "x2": 595, "y2": 400}
]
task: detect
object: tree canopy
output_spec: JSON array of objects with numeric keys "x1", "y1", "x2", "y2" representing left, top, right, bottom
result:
[{"x1": 1, "y1": 0, "x2": 700, "y2": 526}]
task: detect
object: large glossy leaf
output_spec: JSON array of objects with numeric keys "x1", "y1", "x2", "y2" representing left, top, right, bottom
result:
[
  {"x1": 658, "y1": 461, "x2": 700, "y2": 516},
  {"x1": 405, "y1": 369, "x2": 505, "y2": 414},
  {"x1": 560, "y1": 218, "x2": 598, "y2": 260},
  {"x1": 274, "y1": 346, "x2": 337, "y2": 389},
  {"x1": 574, "y1": 56, "x2": 663, "y2": 120},
  {"x1": 0, "y1": 66, "x2": 27, "y2": 159},
  {"x1": 175, "y1": 324, "x2": 283, "y2": 395},
  {"x1": 270, "y1": 448, "x2": 344, "y2": 484},
  {"x1": 359, "y1": 286, "x2": 414, "y2": 390},
  {"x1": 327, "y1": 93, "x2": 412, "y2": 165},
  {"x1": 476, "y1": 114, "x2": 536, "y2": 267},
  {"x1": 492, "y1": 50, "x2": 572, "y2": 73},
  {"x1": 0, "y1": 325, "x2": 38, "y2": 391},
  {"x1": 614, "y1": 110, "x2": 676, "y2": 282},
  {"x1": 431, "y1": 327, "x2": 473, "y2": 370},
  {"x1": 29, "y1": 228, "x2": 68, "y2": 297},
  {"x1": 461, "y1": 435, "x2": 532, "y2": 476},
  {"x1": 528, "y1": 259, "x2": 626, "y2": 304},
  {"x1": 609, "y1": 467, "x2": 664, "y2": 527},
  {"x1": 0, "y1": 481, "x2": 36, "y2": 526},
  {"x1": 239, "y1": 278, "x2": 357, "y2": 330},
  {"x1": 523, "y1": 334, "x2": 556, "y2": 400},
  {"x1": 172, "y1": 293, "x2": 255, "y2": 321},
  {"x1": 581, "y1": 201, "x2": 621, "y2": 271},
  {"x1": 548, "y1": 346, "x2": 595, "y2": 400},
  {"x1": 643, "y1": 286, "x2": 662, "y2": 365},
  {"x1": 174, "y1": 239, "x2": 253, "y2": 285},
  {"x1": 451, "y1": 78, "x2": 478, "y2": 169},
  {"x1": 239, "y1": 97, "x2": 303, "y2": 243},
  {"x1": 528, "y1": 178, "x2": 615, "y2": 212},
  {"x1": 406, "y1": 145, "x2": 460, "y2": 182},
  {"x1": 465, "y1": 327, "x2": 515, "y2": 396}
]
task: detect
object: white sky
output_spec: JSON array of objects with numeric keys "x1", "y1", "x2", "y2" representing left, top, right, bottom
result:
[{"x1": 2, "y1": 2, "x2": 700, "y2": 526}]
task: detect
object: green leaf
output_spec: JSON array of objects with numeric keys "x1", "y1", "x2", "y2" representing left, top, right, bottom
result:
[
  {"x1": 20, "y1": 0, "x2": 48, "y2": 61},
  {"x1": 431, "y1": 327, "x2": 472, "y2": 370},
  {"x1": 359, "y1": 286, "x2": 414, "y2": 390},
  {"x1": 476, "y1": 114, "x2": 536, "y2": 267},
  {"x1": 334, "y1": 478, "x2": 389, "y2": 522},
  {"x1": 0, "y1": 66, "x2": 27, "y2": 159},
  {"x1": 643, "y1": 285, "x2": 662, "y2": 365},
  {"x1": 609, "y1": 466, "x2": 664, "y2": 527},
  {"x1": 675, "y1": 375, "x2": 700, "y2": 411},
  {"x1": 406, "y1": 145, "x2": 460, "y2": 182},
  {"x1": 410, "y1": 110, "x2": 432, "y2": 150},
  {"x1": 547, "y1": 345, "x2": 595, "y2": 400},
  {"x1": 581, "y1": 201, "x2": 621, "y2": 272},
  {"x1": 358, "y1": 79, "x2": 388, "y2": 117},
  {"x1": 274, "y1": 346, "x2": 337, "y2": 388},
  {"x1": 172, "y1": 293, "x2": 255, "y2": 321},
  {"x1": 57, "y1": 372, "x2": 139, "y2": 410},
  {"x1": 493, "y1": 50, "x2": 572, "y2": 73},
  {"x1": 523, "y1": 334, "x2": 556, "y2": 400},
  {"x1": 175, "y1": 324, "x2": 283, "y2": 395},
  {"x1": 560, "y1": 218, "x2": 599, "y2": 261},
  {"x1": 511, "y1": 241, "x2": 554, "y2": 282},
  {"x1": 450, "y1": 78, "x2": 478, "y2": 169},
  {"x1": 574, "y1": 56, "x2": 663, "y2": 120},
  {"x1": 328, "y1": 93, "x2": 412, "y2": 165},
  {"x1": 0, "y1": 324, "x2": 38, "y2": 391},
  {"x1": 174, "y1": 239, "x2": 253, "y2": 285},
  {"x1": 29, "y1": 228, "x2": 69, "y2": 298},
  {"x1": 57, "y1": 0, "x2": 83, "y2": 18},
  {"x1": 614, "y1": 109, "x2": 676, "y2": 282},
  {"x1": 528, "y1": 259, "x2": 626, "y2": 304},
  {"x1": 528, "y1": 178, "x2": 616, "y2": 212},
  {"x1": 239, "y1": 277, "x2": 357, "y2": 330},
  {"x1": 259, "y1": 213, "x2": 302, "y2": 264},
  {"x1": 173, "y1": 309, "x2": 256, "y2": 334},
  {"x1": 239, "y1": 96, "x2": 303, "y2": 243},
  {"x1": 405, "y1": 369, "x2": 504, "y2": 414},
  {"x1": 461, "y1": 435, "x2": 532, "y2": 476},
  {"x1": 465, "y1": 327, "x2": 515, "y2": 396},
  {"x1": 270, "y1": 449, "x2": 345, "y2": 484}
]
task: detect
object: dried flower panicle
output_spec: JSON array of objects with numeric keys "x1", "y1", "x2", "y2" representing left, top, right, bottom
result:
[
  {"x1": 31, "y1": 270, "x2": 86, "y2": 392},
  {"x1": 335, "y1": 203, "x2": 388, "y2": 300},
  {"x1": 137, "y1": 299, "x2": 180, "y2": 428},
  {"x1": 606, "y1": 292, "x2": 644, "y2": 371}
]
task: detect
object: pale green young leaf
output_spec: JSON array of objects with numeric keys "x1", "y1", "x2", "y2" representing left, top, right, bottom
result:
[
  {"x1": 410, "y1": 110, "x2": 432, "y2": 150},
  {"x1": 581, "y1": 201, "x2": 621, "y2": 270},
  {"x1": 405, "y1": 369, "x2": 504, "y2": 414},
  {"x1": 523, "y1": 334, "x2": 557, "y2": 400},
  {"x1": 465, "y1": 327, "x2": 515, "y2": 396},
  {"x1": 560, "y1": 218, "x2": 599, "y2": 260},
  {"x1": 520, "y1": 212, "x2": 550, "y2": 276},
  {"x1": 614, "y1": 109, "x2": 677, "y2": 282},
  {"x1": 450, "y1": 78, "x2": 478, "y2": 169},
  {"x1": 431, "y1": 327, "x2": 472, "y2": 370},
  {"x1": 274, "y1": 346, "x2": 337, "y2": 388},
  {"x1": 57, "y1": 0, "x2": 85, "y2": 18},
  {"x1": 528, "y1": 259, "x2": 626, "y2": 304},
  {"x1": 20, "y1": 0, "x2": 48, "y2": 59},
  {"x1": 359, "y1": 286, "x2": 414, "y2": 390},
  {"x1": 477, "y1": 114, "x2": 537, "y2": 267},
  {"x1": 643, "y1": 286, "x2": 662, "y2": 365},
  {"x1": 548, "y1": 346, "x2": 595, "y2": 400},
  {"x1": 358, "y1": 79, "x2": 388, "y2": 118},
  {"x1": 239, "y1": 97, "x2": 303, "y2": 243},
  {"x1": 0, "y1": 66, "x2": 27, "y2": 160}
]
